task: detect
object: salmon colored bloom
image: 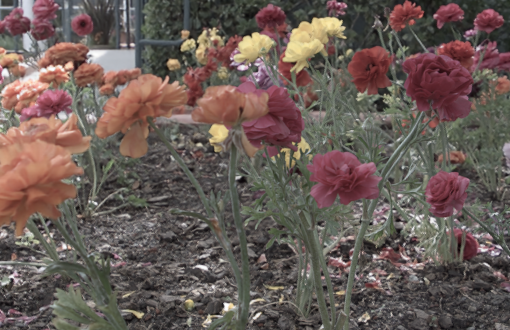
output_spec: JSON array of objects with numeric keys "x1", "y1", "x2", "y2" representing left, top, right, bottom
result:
[
  {"x1": 437, "y1": 151, "x2": 466, "y2": 165},
  {"x1": 348, "y1": 46, "x2": 392, "y2": 95},
  {"x1": 437, "y1": 41, "x2": 474, "y2": 70},
  {"x1": 191, "y1": 85, "x2": 269, "y2": 126},
  {"x1": 474, "y1": 9, "x2": 504, "y2": 34},
  {"x1": 38, "y1": 65, "x2": 69, "y2": 87},
  {"x1": 9, "y1": 64, "x2": 26, "y2": 77},
  {"x1": 73, "y1": 63, "x2": 104, "y2": 87},
  {"x1": 1, "y1": 79, "x2": 49, "y2": 112},
  {"x1": 495, "y1": 76, "x2": 510, "y2": 95},
  {"x1": 38, "y1": 42, "x2": 89, "y2": 68},
  {"x1": 99, "y1": 84, "x2": 116, "y2": 95},
  {"x1": 433, "y1": 3, "x2": 464, "y2": 29},
  {"x1": 0, "y1": 115, "x2": 91, "y2": 155},
  {"x1": 389, "y1": 0, "x2": 424, "y2": 32},
  {"x1": 95, "y1": 74, "x2": 188, "y2": 158},
  {"x1": 0, "y1": 140, "x2": 83, "y2": 236}
]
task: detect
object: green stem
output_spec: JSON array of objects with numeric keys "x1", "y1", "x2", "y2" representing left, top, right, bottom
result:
[
  {"x1": 408, "y1": 25, "x2": 428, "y2": 53},
  {"x1": 26, "y1": 217, "x2": 59, "y2": 261},
  {"x1": 447, "y1": 216, "x2": 458, "y2": 261},
  {"x1": 314, "y1": 230, "x2": 337, "y2": 325},
  {"x1": 228, "y1": 143, "x2": 251, "y2": 330},
  {"x1": 0, "y1": 261, "x2": 46, "y2": 267},
  {"x1": 147, "y1": 117, "x2": 213, "y2": 218},
  {"x1": 439, "y1": 122, "x2": 449, "y2": 170}
]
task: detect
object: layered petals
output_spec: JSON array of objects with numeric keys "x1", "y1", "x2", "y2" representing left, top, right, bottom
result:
[
  {"x1": 347, "y1": 46, "x2": 392, "y2": 95},
  {"x1": 425, "y1": 171, "x2": 469, "y2": 218}
]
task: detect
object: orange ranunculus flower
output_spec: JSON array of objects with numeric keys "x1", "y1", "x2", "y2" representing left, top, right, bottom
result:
[
  {"x1": 437, "y1": 41, "x2": 475, "y2": 70},
  {"x1": 0, "y1": 53, "x2": 23, "y2": 68},
  {"x1": 389, "y1": 0, "x2": 424, "y2": 32},
  {"x1": 74, "y1": 63, "x2": 104, "y2": 87},
  {"x1": 0, "y1": 48, "x2": 6, "y2": 56},
  {"x1": 0, "y1": 115, "x2": 91, "y2": 154},
  {"x1": 38, "y1": 42, "x2": 89, "y2": 68},
  {"x1": 191, "y1": 85, "x2": 269, "y2": 126},
  {"x1": 1, "y1": 80, "x2": 49, "y2": 112},
  {"x1": 347, "y1": 46, "x2": 393, "y2": 95},
  {"x1": 0, "y1": 140, "x2": 83, "y2": 236},
  {"x1": 495, "y1": 76, "x2": 510, "y2": 95},
  {"x1": 99, "y1": 84, "x2": 116, "y2": 95},
  {"x1": 95, "y1": 74, "x2": 188, "y2": 158},
  {"x1": 38, "y1": 65, "x2": 70, "y2": 87},
  {"x1": 437, "y1": 151, "x2": 466, "y2": 165},
  {"x1": 102, "y1": 71, "x2": 118, "y2": 86},
  {"x1": 9, "y1": 64, "x2": 26, "y2": 77}
]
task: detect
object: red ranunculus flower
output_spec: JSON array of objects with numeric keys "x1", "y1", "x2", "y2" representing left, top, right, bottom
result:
[
  {"x1": 474, "y1": 9, "x2": 504, "y2": 34},
  {"x1": 239, "y1": 82, "x2": 304, "y2": 154},
  {"x1": 389, "y1": 0, "x2": 424, "y2": 32},
  {"x1": 433, "y1": 3, "x2": 464, "y2": 29},
  {"x1": 425, "y1": 171, "x2": 469, "y2": 218},
  {"x1": 452, "y1": 228, "x2": 478, "y2": 260},
  {"x1": 307, "y1": 151, "x2": 382, "y2": 208},
  {"x1": 4, "y1": 8, "x2": 30, "y2": 36},
  {"x1": 32, "y1": 0, "x2": 59, "y2": 21},
  {"x1": 347, "y1": 46, "x2": 392, "y2": 95},
  {"x1": 30, "y1": 19, "x2": 55, "y2": 41},
  {"x1": 278, "y1": 52, "x2": 312, "y2": 87},
  {"x1": 255, "y1": 4, "x2": 286, "y2": 29},
  {"x1": 403, "y1": 53, "x2": 473, "y2": 122},
  {"x1": 71, "y1": 14, "x2": 93, "y2": 36},
  {"x1": 437, "y1": 40, "x2": 474, "y2": 70},
  {"x1": 498, "y1": 53, "x2": 510, "y2": 72},
  {"x1": 473, "y1": 41, "x2": 500, "y2": 71}
]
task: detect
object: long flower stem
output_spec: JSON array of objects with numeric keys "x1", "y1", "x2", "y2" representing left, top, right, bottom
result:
[
  {"x1": 228, "y1": 143, "x2": 251, "y2": 330},
  {"x1": 408, "y1": 25, "x2": 428, "y2": 53}
]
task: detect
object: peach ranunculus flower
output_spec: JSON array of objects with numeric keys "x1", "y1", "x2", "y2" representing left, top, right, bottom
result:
[
  {"x1": 0, "y1": 53, "x2": 23, "y2": 69},
  {"x1": 73, "y1": 63, "x2": 104, "y2": 87},
  {"x1": 191, "y1": 85, "x2": 269, "y2": 126},
  {"x1": 39, "y1": 65, "x2": 70, "y2": 87},
  {"x1": 95, "y1": 74, "x2": 188, "y2": 158},
  {"x1": 495, "y1": 76, "x2": 510, "y2": 95},
  {"x1": 437, "y1": 151, "x2": 466, "y2": 165},
  {"x1": 38, "y1": 42, "x2": 89, "y2": 68},
  {"x1": 0, "y1": 115, "x2": 91, "y2": 154},
  {"x1": 0, "y1": 140, "x2": 83, "y2": 236},
  {"x1": 98, "y1": 69, "x2": 142, "y2": 95},
  {"x1": 0, "y1": 80, "x2": 49, "y2": 112}
]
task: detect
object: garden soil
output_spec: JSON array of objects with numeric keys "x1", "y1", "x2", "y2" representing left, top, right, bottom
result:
[{"x1": 1, "y1": 124, "x2": 510, "y2": 330}]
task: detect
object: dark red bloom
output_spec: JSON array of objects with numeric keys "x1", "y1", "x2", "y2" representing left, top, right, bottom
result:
[
  {"x1": 278, "y1": 52, "x2": 312, "y2": 87},
  {"x1": 425, "y1": 171, "x2": 469, "y2": 218},
  {"x1": 498, "y1": 53, "x2": 510, "y2": 72},
  {"x1": 207, "y1": 35, "x2": 242, "y2": 69},
  {"x1": 474, "y1": 9, "x2": 504, "y2": 34},
  {"x1": 4, "y1": 8, "x2": 31, "y2": 36},
  {"x1": 71, "y1": 14, "x2": 93, "y2": 36},
  {"x1": 261, "y1": 22, "x2": 288, "y2": 41},
  {"x1": 0, "y1": 20, "x2": 5, "y2": 34},
  {"x1": 389, "y1": 0, "x2": 424, "y2": 32},
  {"x1": 255, "y1": 4, "x2": 286, "y2": 29},
  {"x1": 403, "y1": 53, "x2": 473, "y2": 122},
  {"x1": 433, "y1": 3, "x2": 464, "y2": 29},
  {"x1": 452, "y1": 229, "x2": 478, "y2": 260},
  {"x1": 437, "y1": 40, "x2": 474, "y2": 70},
  {"x1": 32, "y1": 0, "x2": 59, "y2": 21},
  {"x1": 30, "y1": 19, "x2": 55, "y2": 41},
  {"x1": 307, "y1": 151, "x2": 382, "y2": 208},
  {"x1": 347, "y1": 46, "x2": 392, "y2": 95}
]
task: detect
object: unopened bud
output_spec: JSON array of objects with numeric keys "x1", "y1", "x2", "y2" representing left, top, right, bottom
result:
[{"x1": 373, "y1": 15, "x2": 384, "y2": 30}]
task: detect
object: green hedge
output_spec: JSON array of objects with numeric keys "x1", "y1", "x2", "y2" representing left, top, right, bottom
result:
[{"x1": 142, "y1": 0, "x2": 510, "y2": 77}]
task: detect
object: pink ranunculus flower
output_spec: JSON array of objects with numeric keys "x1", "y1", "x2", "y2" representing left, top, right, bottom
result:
[
  {"x1": 0, "y1": 20, "x2": 5, "y2": 34},
  {"x1": 238, "y1": 82, "x2": 304, "y2": 154},
  {"x1": 463, "y1": 29, "x2": 477, "y2": 39},
  {"x1": 327, "y1": 0, "x2": 348, "y2": 17},
  {"x1": 498, "y1": 53, "x2": 510, "y2": 72},
  {"x1": 474, "y1": 9, "x2": 504, "y2": 34},
  {"x1": 71, "y1": 14, "x2": 94, "y2": 36},
  {"x1": 19, "y1": 89, "x2": 73, "y2": 121},
  {"x1": 4, "y1": 8, "x2": 31, "y2": 36},
  {"x1": 425, "y1": 171, "x2": 469, "y2": 218},
  {"x1": 433, "y1": 3, "x2": 464, "y2": 29},
  {"x1": 452, "y1": 228, "x2": 478, "y2": 260},
  {"x1": 32, "y1": 0, "x2": 60, "y2": 21},
  {"x1": 307, "y1": 151, "x2": 382, "y2": 208},
  {"x1": 402, "y1": 53, "x2": 473, "y2": 122},
  {"x1": 30, "y1": 19, "x2": 55, "y2": 41},
  {"x1": 473, "y1": 41, "x2": 500, "y2": 71}
]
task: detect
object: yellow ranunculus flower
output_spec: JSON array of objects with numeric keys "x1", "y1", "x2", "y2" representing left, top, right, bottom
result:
[
  {"x1": 180, "y1": 39, "x2": 196, "y2": 52},
  {"x1": 197, "y1": 30, "x2": 210, "y2": 48},
  {"x1": 217, "y1": 67, "x2": 229, "y2": 80},
  {"x1": 195, "y1": 45, "x2": 208, "y2": 65},
  {"x1": 181, "y1": 30, "x2": 190, "y2": 39},
  {"x1": 233, "y1": 33, "x2": 274, "y2": 64},
  {"x1": 321, "y1": 17, "x2": 346, "y2": 39},
  {"x1": 166, "y1": 58, "x2": 181, "y2": 71},
  {"x1": 209, "y1": 124, "x2": 229, "y2": 152},
  {"x1": 282, "y1": 39, "x2": 324, "y2": 72},
  {"x1": 272, "y1": 137, "x2": 312, "y2": 168}
]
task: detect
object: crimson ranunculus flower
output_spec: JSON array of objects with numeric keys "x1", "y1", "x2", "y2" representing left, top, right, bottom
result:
[
  {"x1": 433, "y1": 3, "x2": 464, "y2": 29},
  {"x1": 474, "y1": 9, "x2": 504, "y2": 34},
  {"x1": 4, "y1": 8, "x2": 31, "y2": 36},
  {"x1": 71, "y1": 14, "x2": 93, "y2": 36},
  {"x1": 30, "y1": 19, "x2": 55, "y2": 41},
  {"x1": 307, "y1": 151, "x2": 382, "y2": 208},
  {"x1": 278, "y1": 52, "x2": 312, "y2": 87},
  {"x1": 425, "y1": 171, "x2": 469, "y2": 218},
  {"x1": 33, "y1": 0, "x2": 59, "y2": 21},
  {"x1": 403, "y1": 53, "x2": 473, "y2": 122},
  {"x1": 347, "y1": 46, "x2": 392, "y2": 95},
  {"x1": 452, "y1": 228, "x2": 478, "y2": 260},
  {"x1": 498, "y1": 53, "x2": 510, "y2": 72},
  {"x1": 473, "y1": 41, "x2": 500, "y2": 71},
  {"x1": 389, "y1": 0, "x2": 424, "y2": 32},
  {"x1": 239, "y1": 82, "x2": 304, "y2": 153},
  {"x1": 437, "y1": 40, "x2": 474, "y2": 70},
  {"x1": 255, "y1": 4, "x2": 286, "y2": 29}
]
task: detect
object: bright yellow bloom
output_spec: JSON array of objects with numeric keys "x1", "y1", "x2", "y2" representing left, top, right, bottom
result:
[
  {"x1": 180, "y1": 39, "x2": 196, "y2": 52},
  {"x1": 233, "y1": 33, "x2": 274, "y2": 64},
  {"x1": 209, "y1": 124, "x2": 229, "y2": 152},
  {"x1": 218, "y1": 67, "x2": 229, "y2": 80},
  {"x1": 283, "y1": 39, "x2": 324, "y2": 72},
  {"x1": 321, "y1": 17, "x2": 346, "y2": 39},
  {"x1": 195, "y1": 45, "x2": 208, "y2": 65},
  {"x1": 197, "y1": 30, "x2": 210, "y2": 48},
  {"x1": 272, "y1": 137, "x2": 312, "y2": 168},
  {"x1": 166, "y1": 59, "x2": 181, "y2": 71}
]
